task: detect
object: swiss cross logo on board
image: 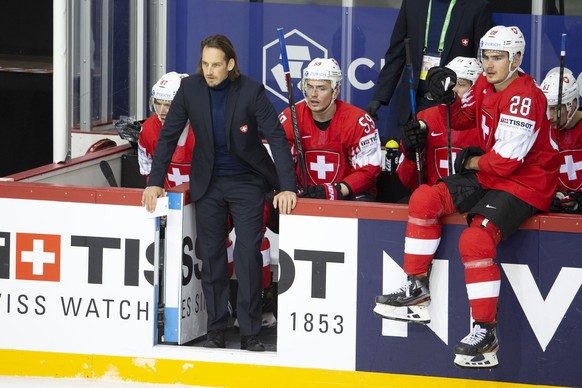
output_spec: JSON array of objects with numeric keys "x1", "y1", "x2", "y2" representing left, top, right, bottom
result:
[
  {"x1": 16, "y1": 233, "x2": 60, "y2": 281},
  {"x1": 305, "y1": 150, "x2": 340, "y2": 184},
  {"x1": 461, "y1": 38, "x2": 469, "y2": 47},
  {"x1": 263, "y1": 29, "x2": 327, "y2": 103}
]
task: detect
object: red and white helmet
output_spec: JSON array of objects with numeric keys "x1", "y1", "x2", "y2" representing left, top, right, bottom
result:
[
  {"x1": 541, "y1": 70, "x2": 579, "y2": 127},
  {"x1": 151, "y1": 71, "x2": 188, "y2": 102},
  {"x1": 302, "y1": 58, "x2": 342, "y2": 90},
  {"x1": 445, "y1": 57, "x2": 483, "y2": 83}
]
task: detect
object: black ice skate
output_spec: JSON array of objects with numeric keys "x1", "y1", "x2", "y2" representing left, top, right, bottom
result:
[
  {"x1": 453, "y1": 322, "x2": 499, "y2": 369},
  {"x1": 373, "y1": 275, "x2": 431, "y2": 324}
]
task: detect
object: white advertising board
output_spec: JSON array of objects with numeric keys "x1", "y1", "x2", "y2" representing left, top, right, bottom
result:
[
  {"x1": 277, "y1": 215, "x2": 358, "y2": 370},
  {"x1": 164, "y1": 193, "x2": 207, "y2": 344},
  {"x1": 0, "y1": 198, "x2": 157, "y2": 355}
]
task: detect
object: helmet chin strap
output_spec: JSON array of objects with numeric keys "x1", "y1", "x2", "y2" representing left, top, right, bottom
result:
[
  {"x1": 563, "y1": 102, "x2": 577, "y2": 129},
  {"x1": 495, "y1": 54, "x2": 520, "y2": 86}
]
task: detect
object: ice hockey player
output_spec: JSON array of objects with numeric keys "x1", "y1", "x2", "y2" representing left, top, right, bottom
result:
[
  {"x1": 540, "y1": 69, "x2": 582, "y2": 214},
  {"x1": 373, "y1": 26, "x2": 559, "y2": 368},
  {"x1": 278, "y1": 58, "x2": 382, "y2": 201},
  {"x1": 138, "y1": 71, "x2": 194, "y2": 189},
  {"x1": 397, "y1": 56, "x2": 482, "y2": 189}
]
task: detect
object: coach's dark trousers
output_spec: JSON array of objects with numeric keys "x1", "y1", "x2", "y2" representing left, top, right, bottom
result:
[{"x1": 195, "y1": 172, "x2": 265, "y2": 336}]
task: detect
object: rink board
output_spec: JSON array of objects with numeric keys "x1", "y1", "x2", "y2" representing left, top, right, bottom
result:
[{"x1": 0, "y1": 182, "x2": 580, "y2": 387}]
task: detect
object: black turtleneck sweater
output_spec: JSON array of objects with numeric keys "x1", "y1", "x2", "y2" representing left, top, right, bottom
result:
[{"x1": 209, "y1": 78, "x2": 248, "y2": 176}]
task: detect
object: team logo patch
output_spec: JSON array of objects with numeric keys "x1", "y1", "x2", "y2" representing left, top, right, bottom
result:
[
  {"x1": 558, "y1": 149, "x2": 582, "y2": 191},
  {"x1": 240, "y1": 125, "x2": 248, "y2": 133},
  {"x1": 16, "y1": 233, "x2": 61, "y2": 281},
  {"x1": 461, "y1": 38, "x2": 469, "y2": 47},
  {"x1": 305, "y1": 150, "x2": 340, "y2": 184},
  {"x1": 434, "y1": 146, "x2": 462, "y2": 178},
  {"x1": 481, "y1": 109, "x2": 494, "y2": 148}
]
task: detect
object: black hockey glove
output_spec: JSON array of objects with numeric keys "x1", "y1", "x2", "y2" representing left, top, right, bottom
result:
[
  {"x1": 427, "y1": 67, "x2": 457, "y2": 105},
  {"x1": 454, "y1": 146, "x2": 485, "y2": 174},
  {"x1": 115, "y1": 117, "x2": 144, "y2": 144},
  {"x1": 549, "y1": 191, "x2": 582, "y2": 214},
  {"x1": 402, "y1": 120, "x2": 428, "y2": 160},
  {"x1": 302, "y1": 183, "x2": 344, "y2": 200},
  {"x1": 365, "y1": 100, "x2": 381, "y2": 120}
]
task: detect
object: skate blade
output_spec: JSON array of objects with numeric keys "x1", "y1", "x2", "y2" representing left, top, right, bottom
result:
[
  {"x1": 261, "y1": 312, "x2": 277, "y2": 329},
  {"x1": 373, "y1": 303, "x2": 430, "y2": 324},
  {"x1": 454, "y1": 352, "x2": 499, "y2": 369}
]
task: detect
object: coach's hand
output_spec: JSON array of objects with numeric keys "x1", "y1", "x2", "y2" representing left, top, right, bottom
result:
[
  {"x1": 142, "y1": 186, "x2": 165, "y2": 212},
  {"x1": 274, "y1": 190, "x2": 297, "y2": 214}
]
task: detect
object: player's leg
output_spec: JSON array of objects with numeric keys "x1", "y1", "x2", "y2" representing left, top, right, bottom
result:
[
  {"x1": 375, "y1": 172, "x2": 485, "y2": 323},
  {"x1": 454, "y1": 190, "x2": 538, "y2": 368},
  {"x1": 374, "y1": 181, "x2": 455, "y2": 323}
]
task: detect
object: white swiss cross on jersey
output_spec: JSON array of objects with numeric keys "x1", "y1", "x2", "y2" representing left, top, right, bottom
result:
[
  {"x1": 558, "y1": 149, "x2": 582, "y2": 191},
  {"x1": 305, "y1": 150, "x2": 340, "y2": 184},
  {"x1": 165, "y1": 163, "x2": 190, "y2": 188},
  {"x1": 434, "y1": 146, "x2": 462, "y2": 179}
]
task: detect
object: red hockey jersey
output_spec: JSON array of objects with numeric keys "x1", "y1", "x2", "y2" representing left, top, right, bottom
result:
[
  {"x1": 554, "y1": 119, "x2": 582, "y2": 193},
  {"x1": 138, "y1": 115, "x2": 195, "y2": 189},
  {"x1": 440, "y1": 72, "x2": 559, "y2": 211},
  {"x1": 397, "y1": 105, "x2": 481, "y2": 189},
  {"x1": 278, "y1": 100, "x2": 382, "y2": 196}
]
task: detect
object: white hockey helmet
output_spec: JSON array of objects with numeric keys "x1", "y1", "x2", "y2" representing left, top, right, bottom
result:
[
  {"x1": 151, "y1": 71, "x2": 188, "y2": 102},
  {"x1": 541, "y1": 70, "x2": 579, "y2": 106},
  {"x1": 541, "y1": 71, "x2": 579, "y2": 127},
  {"x1": 479, "y1": 26, "x2": 525, "y2": 66},
  {"x1": 540, "y1": 71, "x2": 580, "y2": 106},
  {"x1": 445, "y1": 57, "x2": 483, "y2": 83},
  {"x1": 302, "y1": 58, "x2": 342, "y2": 90},
  {"x1": 545, "y1": 66, "x2": 574, "y2": 79}
]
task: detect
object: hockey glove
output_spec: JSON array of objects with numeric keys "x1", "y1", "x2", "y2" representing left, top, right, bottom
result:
[
  {"x1": 302, "y1": 183, "x2": 344, "y2": 200},
  {"x1": 402, "y1": 120, "x2": 428, "y2": 160},
  {"x1": 550, "y1": 191, "x2": 582, "y2": 214},
  {"x1": 427, "y1": 67, "x2": 457, "y2": 105},
  {"x1": 454, "y1": 146, "x2": 485, "y2": 174},
  {"x1": 115, "y1": 117, "x2": 144, "y2": 144},
  {"x1": 365, "y1": 100, "x2": 381, "y2": 120}
]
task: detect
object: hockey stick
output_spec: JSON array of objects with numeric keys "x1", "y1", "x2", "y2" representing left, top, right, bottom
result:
[
  {"x1": 556, "y1": 33, "x2": 566, "y2": 138},
  {"x1": 99, "y1": 160, "x2": 118, "y2": 187},
  {"x1": 446, "y1": 104, "x2": 453, "y2": 175},
  {"x1": 277, "y1": 28, "x2": 309, "y2": 191},
  {"x1": 404, "y1": 38, "x2": 424, "y2": 185}
]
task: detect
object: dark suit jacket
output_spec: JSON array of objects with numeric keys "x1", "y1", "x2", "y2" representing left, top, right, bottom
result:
[
  {"x1": 373, "y1": 0, "x2": 492, "y2": 128},
  {"x1": 148, "y1": 74, "x2": 297, "y2": 201}
]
